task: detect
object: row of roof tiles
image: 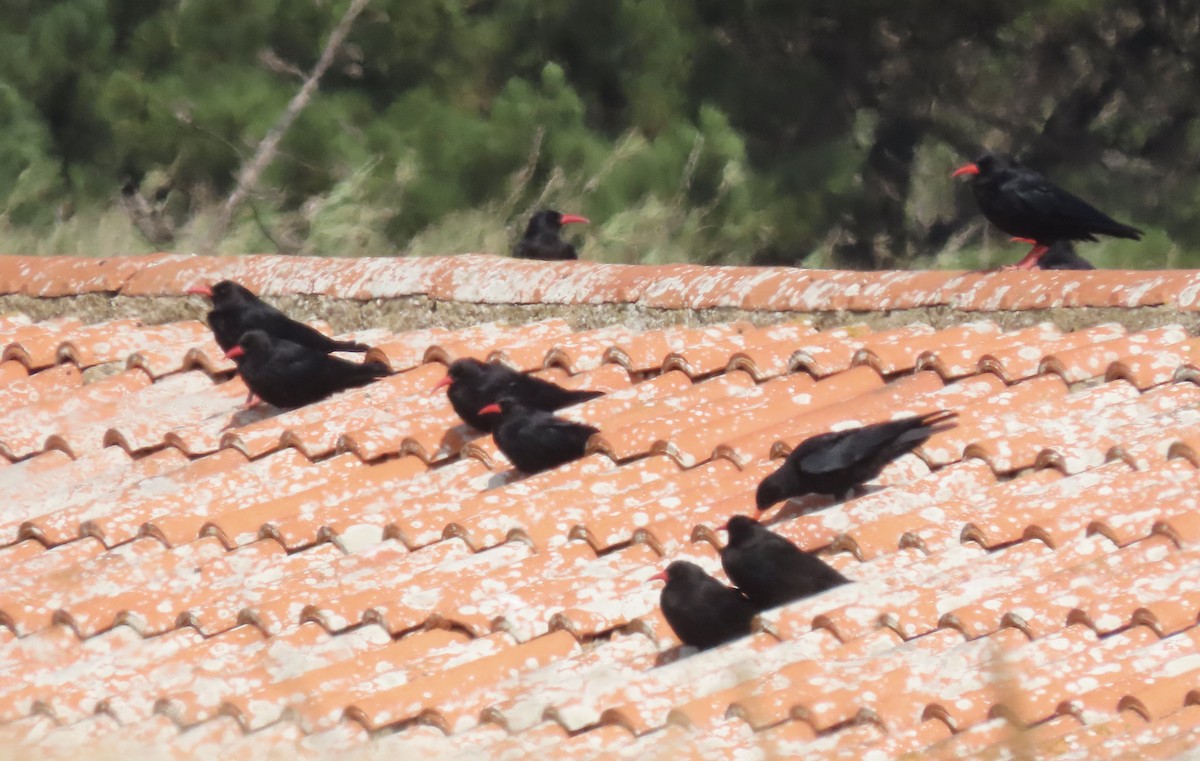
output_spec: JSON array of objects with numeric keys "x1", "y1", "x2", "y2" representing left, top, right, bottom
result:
[
  {"x1": 2, "y1": 272, "x2": 1200, "y2": 758},
  {"x1": 4, "y1": 253, "x2": 1200, "y2": 311},
  {"x1": 2, "y1": 316, "x2": 1199, "y2": 472}
]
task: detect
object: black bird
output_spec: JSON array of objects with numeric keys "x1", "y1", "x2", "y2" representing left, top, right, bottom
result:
[
  {"x1": 650, "y1": 561, "x2": 758, "y2": 650},
  {"x1": 720, "y1": 516, "x2": 849, "y2": 610},
  {"x1": 512, "y1": 210, "x2": 590, "y2": 261},
  {"x1": 433, "y1": 358, "x2": 603, "y2": 432},
  {"x1": 756, "y1": 411, "x2": 957, "y2": 510},
  {"x1": 953, "y1": 152, "x2": 1141, "y2": 270},
  {"x1": 476, "y1": 397, "x2": 598, "y2": 474},
  {"x1": 224, "y1": 330, "x2": 389, "y2": 409},
  {"x1": 188, "y1": 280, "x2": 370, "y2": 353}
]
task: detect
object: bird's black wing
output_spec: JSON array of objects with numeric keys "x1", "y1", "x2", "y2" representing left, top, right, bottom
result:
[
  {"x1": 1007, "y1": 173, "x2": 1142, "y2": 240},
  {"x1": 768, "y1": 535, "x2": 849, "y2": 589},
  {"x1": 792, "y1": 414, "x2": 951, "y2": 476},
  {"x1": 510, "y1": 373, "x2": 603, "y2": 410},
  {"x1": 263, "y1": 311, "x2": 368, "y2": 353},
  {"x1": 789, "y1": 427, "x2": 883, "y2": 475},
  {"x1": 260, "y1": 342, "x2": 386, "y2": 405},
  {"x1": 306, "y1": 352, "x2": 389, "y2": 391},
  {"x1": 537, "y1": 414, "x2": 600, "y2": 449},
  {"x1": 497, "y1": 410, "x2": 598, "y2": 472}
]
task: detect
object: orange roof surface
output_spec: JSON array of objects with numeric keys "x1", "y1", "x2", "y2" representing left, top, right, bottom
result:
[{"x1": 3, "y1": 254, "x2": 1200, "y2": 760}]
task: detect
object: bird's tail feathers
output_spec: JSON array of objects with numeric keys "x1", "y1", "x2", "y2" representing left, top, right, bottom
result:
[
  {"x1": 564, "y1": 388, "x2": 604, "y2": 405},
  {"x1": 917, "y1": 409, "x2": 958, "y2": 436},
  {"x1": 1112, "y1": 223, "x2": 1144, "y2": 241},
  {"x1": 362, "y1": 361, "x2": 392, "y2": 378},
  {"x1": 333, "y1": 340, "x2": 371, "y2": 352}
]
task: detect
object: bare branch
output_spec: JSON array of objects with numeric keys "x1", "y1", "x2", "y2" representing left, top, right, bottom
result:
[{"x1": 201, "y1": 0, "x2": 372, "y2": 254}]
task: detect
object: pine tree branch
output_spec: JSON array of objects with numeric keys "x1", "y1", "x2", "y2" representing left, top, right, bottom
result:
[{"x1": 201, "y1": 0, "x2": 371, "y2": 254}]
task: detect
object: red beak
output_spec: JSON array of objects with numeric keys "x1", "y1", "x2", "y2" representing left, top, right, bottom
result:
[
  {"x1": 477, "y1": 403, "x2": 502, "y2": 416},
  {"x1": 952, "y1": 163, "x2": 980, "y2": 178},
  {"x1": 716, "y1": 521, "x2": 729, "y2": 531},
  {"x1": 648, "y1": 570, "x2": 668, "y2": 584},
  {"x1": 432, "y1": 376, "x2": 452, "y2": 394},
  {"x1": 224, "y1": 346, "x2": 245, "y2": 360},
  {"x1": 559, "y1": 214, "x2": 589, "y2": 226},
  {"x1": 186, "y1": 285, "x2": 213, "y2": 297},
  {"x1": 1009, "y1": 237, "x2": 1037, "y2": 245}
]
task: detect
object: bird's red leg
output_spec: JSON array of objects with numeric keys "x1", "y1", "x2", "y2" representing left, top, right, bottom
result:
[
  {"x1": 1003, "y1": 241, "x2": 1051, "y2": 271},
  {"x1": 1011, "y1": 243, "x2": 1050, "y2": 271},
  {"x1": 244, "y1": 390, "x2": 260, "y2": 407},
  {"x1": 1001, "y1": 241, "x2": 1050, "y2": 271}
]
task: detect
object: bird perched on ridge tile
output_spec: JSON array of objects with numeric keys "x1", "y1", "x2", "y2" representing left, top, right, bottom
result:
[
  {"x1": 650, "y1": 560, "x2": 758, "y2": 651},
  {"x1": 224, "y1": 330, "x2": 389, "y2": 409},
  {"x1": 512, "y1": 209, "x2": 590, "y2": 261},
  {"x1": 189, "y1": 279, "x2": 370, "y2": 353},
  {"x1": 434, "y1": 358, "x2": 603, "y2": 432},
  {"x1": 477, "y1": 396, "x2": 599, "y2": 474},
  {"x1": 721, "y1": 515, "x2": 849, "y2": 610},
  {"x1": 953, "y1": 152, "x2": 1141, "y2": 270},
  {"x1": 756, "y1": 411, "x2": 957, "y2": 510}
]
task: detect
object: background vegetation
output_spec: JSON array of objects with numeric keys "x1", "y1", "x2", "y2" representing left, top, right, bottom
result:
[{"x1": 1, "y1": 0, "x2": 1198, "y2": 268}]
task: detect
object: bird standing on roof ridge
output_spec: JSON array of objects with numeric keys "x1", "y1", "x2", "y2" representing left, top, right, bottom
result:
[
  {"x1": 434, "y1": 358, "x2": 604, "y2": 432},
  {"x1": 188, "y1": 279, "x2": 371, "y2": 353},
  {"x1": 720, "y1": 515, "x2": 849, "y2": 610},
  {"x1": 476, "y1": 396, "x2": 599, "y2": 474},
  {"x1": 650, "y1": 560, "x2": 758, "y2": 651},
  {"x1": 756, "y1": 411, "x2": 957, "y2": 510},
  {"x1": 952, "y1": 152, "x2": 1141, "y2": 271},
  {"x1": 225, "y1": 330, "x2": 389, "y2": 409},
  {"x1": 512, "y1": 209, "x2": 590, "y2": 261}
]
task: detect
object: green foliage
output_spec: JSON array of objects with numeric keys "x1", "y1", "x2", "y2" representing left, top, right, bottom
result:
[
  {"x1": 0, "y1": 84, "x2": 65, "y2": 226},
  {"x1": 2, "y1": 0, "x2": 1199, "y2": 267}
]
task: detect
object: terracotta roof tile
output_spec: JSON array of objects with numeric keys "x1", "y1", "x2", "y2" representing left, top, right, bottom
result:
[
  {"x1": 915, "y1": 322, "x2": 1062, "y2": 379},
  {"x1": 0, "y1": 358, "x2": 29, "y2": 385},
  {"x1": 979, "y1": 322, "x2": 1128, "y2": 382},
  {"x1": 2, "y1": 319, "x2": 85, "y2": 369},
  {"x1": 598, "y1": 323, "x2": 735, "y2": 375},
  {"x1": 0, "y1": 448, "x2": 189, "y2": 546},
  {"x1": 853, "y1": 320, "x2": 999, "y2": 375},
  {"x1": 419, "y1": 319, "x2": 578, "y2": 367},
  {"x1": 5, "y1": 255, "x2": 1200, "y2": 757}
]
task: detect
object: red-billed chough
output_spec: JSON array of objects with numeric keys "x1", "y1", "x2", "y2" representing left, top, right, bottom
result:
[
  {"x1": 952, "y1": 152, "x2": 1141, "y2": 270},
  {"x1": 224, "y1": 330, "x2": 389, "y2": 409},
  {"x1": 434, "y1": 358, "x2": 603, "y2": 432},
  {"x1": 720, "y1": 515, "x2": 849, "y2": 610},
  {"x1": 756, "y1": 411, "x2": 957, "y2": 510},
  {"x1": 476, "y1": 397, "x2": 598, "y2": 474},
  {"x1": 188, "y1": 280, "x2": 369, "y2": 353},
  {"x1": 650, "y1": 561, "x2": 757, "y2": 650},
  {"x1": 512, "y1": 210, "x2": 589, "y2": 261}
]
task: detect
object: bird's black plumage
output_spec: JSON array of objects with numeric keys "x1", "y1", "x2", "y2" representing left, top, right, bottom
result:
[
  {"x1": 191, "y1": 280, "x2": 369, "y2": 353},
  {"x1": 437, "y1": 358, "x2": 603, "y2": 432},
  {"x1": 227, "y1": 330, "x2": 389, "y2": 409},
  {"x1": 653, "y1": 561, "x2": 757, "y2": 651},
  {"x1": 512, "y1": 210, "x2": 589, "y2": 261},
  {"x1": 756, "y1": 411, "x2": 957, "y2": 510},
  {"x1": 954, "y1": 152, "x2": 1140, "y2": 269},
  {"x1": 481, "y1": 396, "x2": 598, "y2": 474},
  {"x1": 1037, "y1": 241, "x2": 1095, "y2": 270},
  {"x1": 721, "y1": 516, "x2": 849, "y2": 610}
]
